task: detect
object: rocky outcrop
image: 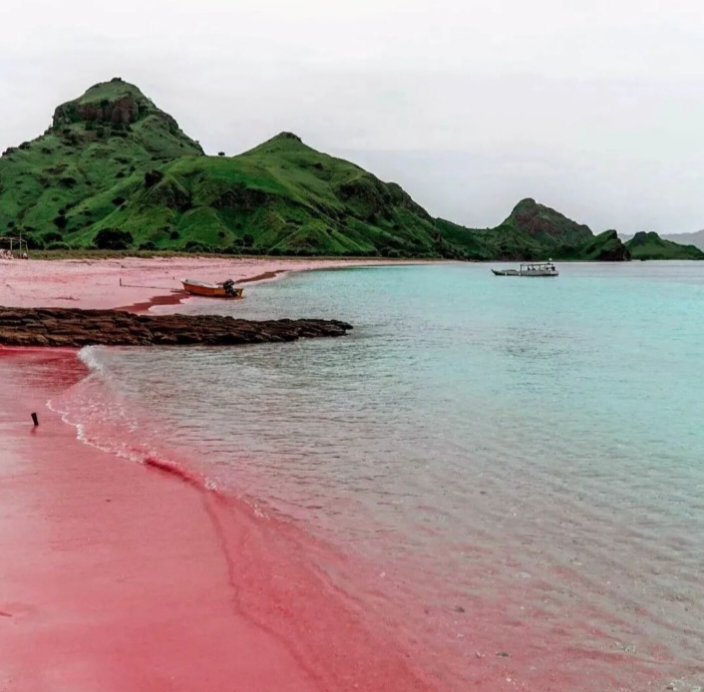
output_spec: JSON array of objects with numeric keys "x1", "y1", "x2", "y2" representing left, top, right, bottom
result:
[
  {"x1": 507, "y1": 198, "x2": 593, "y2": 247},
  {"x1": 53, "y1": 96, "x2": 141, "y2": 128},
  {"x1": 586, "y1": 230, "x2": 631, "y2": 261},
  {"x1": 0, "y1": 308, "x2": 353, "y2": 348}
]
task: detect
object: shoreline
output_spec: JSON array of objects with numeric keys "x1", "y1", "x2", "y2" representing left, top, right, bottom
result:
[
  {"x1": 0, "y1": 349, "x2": 324, "y2": 692},
  {"x1": 0, "y1": 257, "x2": 429, "y2": 313},
  {"x1": 0, "y1": 350, "x2": 436, "y2": 692},
  {"x1": 0, "y1": 258, "x2": 440, "y2": 691},
  {"x1": 119, "y1": 268, "x2": 291, "y2": 313}
]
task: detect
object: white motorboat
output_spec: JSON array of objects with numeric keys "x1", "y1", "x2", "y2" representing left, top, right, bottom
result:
[{"x1": 492, "y1": 261, "x2": 559, "y2": 277}]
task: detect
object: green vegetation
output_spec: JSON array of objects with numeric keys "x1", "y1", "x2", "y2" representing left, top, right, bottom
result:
[
  {"x1": 659, "y1": 230, "x2": 704, "y2": 251},
  {"x1": 434, "y1": 201, "x2": 630, "y2": 261},
  {"x1": 64, "y1": 132, "x2": 454, "y2": 257},
  {"x1": 0, "y1": 78, "x2": 202, "y2": 251},
  {"x1": 0, "y1": 79, "x2": 697, "y2": 261},
  {"x1": 556, "y1": 230, "x2": 631, "y2": 261},
  {"x1": 625, "y1": 232, "x2": 704, "y2": 260}
]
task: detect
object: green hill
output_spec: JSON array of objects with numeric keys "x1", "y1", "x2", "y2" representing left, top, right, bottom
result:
[
  {"x1": 503, "y1": 198, "x2": 593, "y2": 247},
  {"x1": 65, "y1": 132, "x2": 459, "y2": 257},
  {"x1": 0, "y1": 78, "x2": 203, "y2": 249},
  {"x1": 435, "y1": 203, "x2": 630, "y2": 261},
  {"x1": 625, "y1": 232, "x2": 704, "y2": 260},
  {"x1": 557, "y1": 230, "x2": 631, "y2": 261},
  {"x1": 0, "y1": 79, "x2": 693, "y2": 262}
]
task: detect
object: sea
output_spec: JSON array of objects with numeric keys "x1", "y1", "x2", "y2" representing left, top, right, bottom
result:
[{"x1": 49, "y1": 262, "x2": 704, "y2": 692}]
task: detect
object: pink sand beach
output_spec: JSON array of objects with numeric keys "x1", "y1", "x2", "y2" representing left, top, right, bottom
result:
[
  {"x1": 0, "y1": 256, "x2": 401, "y2": 311},
  {"x1": 0, "y1": 258, "x2": 437, "y2": 692}
]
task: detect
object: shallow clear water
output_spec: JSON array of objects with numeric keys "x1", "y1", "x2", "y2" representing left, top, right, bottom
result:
[{"x1": 53, "y1": 263, "x2": 704, "y2": 691}]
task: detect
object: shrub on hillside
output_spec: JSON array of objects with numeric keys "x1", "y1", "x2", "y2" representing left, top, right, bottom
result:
[
  {"x1": 46, "y1": 242, "x2": 71, "y2": 251},
  {"x1": 18, "y1": 233, "x2": 44, "y2": 250},
  {"x1": 144, "y1": 170, "x2": 164, "y2": 189},
  {"x1": 93, "y1": 228, "x2": 134, "y2": 250},
  {"x1": 42, "y1": 231, "x2": 63, "y2": 245},
  {"x1": 138, "y1": 241, "x2": 157, "y2": 251},
  {"x1": 184, "y1": 240, "x2": 214, "y2": 254}
]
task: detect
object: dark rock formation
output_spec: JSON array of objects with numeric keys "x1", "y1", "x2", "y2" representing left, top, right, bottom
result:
[
  {"x1": 593, "y1": 231, "x2": 632, "y2": 261},
  {"x1": 507, "y1": 198, "x2": 594, "y2": 247},
  {"x1": 0, "y1": 308, "x2": 353, "y2": 348},
  {"x1": 53, "y1": 96, "x2": 140, "y2": 128},
  {"x1": 570, "y1": 230, "x2": 631, "y2": 261}
]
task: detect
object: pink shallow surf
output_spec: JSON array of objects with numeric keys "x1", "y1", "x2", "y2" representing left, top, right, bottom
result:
[
  {"x1": 0, "y1": 350, "x2": 439, "y2": 692},
  {"x1": 50, "y1": 356, "x2": 669, "y2": 692}
]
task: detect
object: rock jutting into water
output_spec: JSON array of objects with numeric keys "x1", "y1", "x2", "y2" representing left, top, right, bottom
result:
[{"x1": 0, "y1": 307, "x2": 353, "y2": 348}]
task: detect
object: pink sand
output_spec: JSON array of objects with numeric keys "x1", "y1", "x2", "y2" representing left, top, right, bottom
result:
[
  {"x1": 0, "y1": 258, "x2": 438, "y2": 692},
  {"x1": 0, "y1": 257, "x2": 409, "y2": 311}
]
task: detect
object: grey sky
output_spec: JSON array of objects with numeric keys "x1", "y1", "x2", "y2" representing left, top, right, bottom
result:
[{"x1": 2, "y1": 0, "x2": 704, "y2": 233}]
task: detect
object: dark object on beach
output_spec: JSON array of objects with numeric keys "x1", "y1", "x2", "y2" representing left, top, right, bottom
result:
[
  {"x1": 31, "y1": 412, "x2": 39, "y2": 426},
  {"x1": 0, "y1": 307, "x2": 353, "y2": 348}
]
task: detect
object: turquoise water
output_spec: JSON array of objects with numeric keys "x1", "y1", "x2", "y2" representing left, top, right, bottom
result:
[{"x1": 56, "y1": 263, "x2": 704, "y2": 691}]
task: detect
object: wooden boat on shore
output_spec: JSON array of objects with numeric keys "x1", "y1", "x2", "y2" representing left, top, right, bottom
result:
[
  {"x1": 492, "y1": 261, "x2": 559, "y2": 277},
  {"x1": 181, "y1": 279, "x2": 244, "y2": 298}
]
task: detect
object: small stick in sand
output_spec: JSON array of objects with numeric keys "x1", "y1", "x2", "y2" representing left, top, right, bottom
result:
[{"x1": 31, "y1": 413, "x2": 39, "y2": 426}]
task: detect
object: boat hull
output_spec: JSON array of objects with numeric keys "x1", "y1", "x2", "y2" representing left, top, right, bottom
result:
[
  {"x1": 181, "y1": 280, "x2": 244, "y2": 298},
  {"x1": 492, "y1": 267, "x2": 559, "y2": 277}
]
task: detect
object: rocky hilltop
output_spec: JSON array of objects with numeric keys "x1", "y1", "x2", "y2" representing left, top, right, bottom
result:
[
  {"x1": 0, "y1": 79, "x2": 203, "y2": 250},
  {"x1": 0, "y1": 78, "x2": 695, "y2": 261},
  {"x1": 505, "y1": 198, "x2": 593, "y2": 246},
  {"x1": 51, "y1": 77, "x2": 201, "y2": 146},
  {"x1": 0, "y1": 307, "x2": 352, "y2": 348}
]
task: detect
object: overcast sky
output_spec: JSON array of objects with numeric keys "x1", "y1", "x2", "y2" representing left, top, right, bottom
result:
[{"x1": 2, "y1": 0, "x2": 704, "y2": 233}]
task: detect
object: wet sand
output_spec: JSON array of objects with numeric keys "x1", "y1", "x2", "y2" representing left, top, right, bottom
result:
[{"x1": 0, "y1": 350, "x2": 322, "y2": 692}]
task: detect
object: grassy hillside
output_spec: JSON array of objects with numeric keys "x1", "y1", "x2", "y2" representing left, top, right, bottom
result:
[
  {"x1": 0, "y1": 78, "x2": 203, "y2": 249},
  {"x1": 436, "y1": 205, "x2": 630, "y2": 261},
  {"x1": 62, "y1": 132, "x2": 461, "y2": 256},
  {"x1": 556, "y1": 230, "x2": 631, "y2": 261},
  {"x1": 0, "y1": 79, "x2": 695, "y2": 261},
  {"x1": 625, "y1": 232, "x2": 704, "y2": 260},
  {"x1": 661, "y1": 230, "x2": 704, "y2": 251},
  {"x1": 503, "y1": 198, "x2": 593, "y2": 247},
  {"x1": 437, "y1": 199, "x2": 623, "y2": 261}
]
